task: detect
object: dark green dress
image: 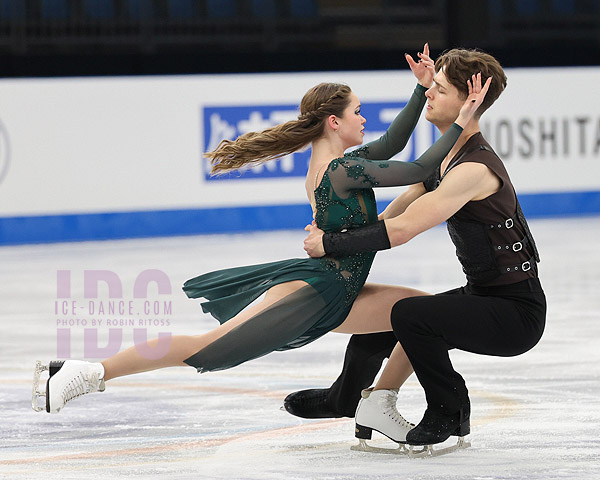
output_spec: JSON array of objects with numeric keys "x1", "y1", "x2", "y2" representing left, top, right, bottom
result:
[{"x1": 183, "y1": 85, "x2": 463, "y2": 372}]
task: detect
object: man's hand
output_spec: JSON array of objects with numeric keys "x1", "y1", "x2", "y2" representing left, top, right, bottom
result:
[{"x1": 304, "y1": 222, "x2": 326, "y2": 258}]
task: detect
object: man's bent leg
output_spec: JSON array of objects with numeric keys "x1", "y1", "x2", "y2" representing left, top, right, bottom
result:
[
  {"x1": 391, "y1": 283, "x2": 545, "y2": 444},
  {"x1": 284, "y1": 331, "x2": 397, "y2": 418}
]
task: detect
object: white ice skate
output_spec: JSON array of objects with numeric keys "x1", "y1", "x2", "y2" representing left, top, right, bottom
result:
[
  {"x1": 352, "y1": 388, "x2": 415, "y2": 454},
  {"x1": 32, "y1": 360, "x2": 105, "y2": 413}
]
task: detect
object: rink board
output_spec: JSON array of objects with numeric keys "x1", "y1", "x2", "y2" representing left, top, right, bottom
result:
[
  {"x1": 0, "y1": 190, "x2": 599, "y2": 245},
  {"x1": 0, "y1": 67, "x2": 598, "y2": 244}
]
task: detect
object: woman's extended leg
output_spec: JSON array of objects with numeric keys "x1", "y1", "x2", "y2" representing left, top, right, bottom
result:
[{"x1": 42, "y1": 280, "x2": 313, "y2": 413}]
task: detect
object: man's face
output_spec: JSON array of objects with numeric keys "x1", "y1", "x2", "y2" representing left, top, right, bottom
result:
[{"x1": 424, "y1": 69, "x2": 466, "y2": 129}]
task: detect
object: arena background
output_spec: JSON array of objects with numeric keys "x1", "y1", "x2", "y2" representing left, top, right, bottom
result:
[
  {"x1": 2, "y1": 2, "x2": 600, "y2": 480},
  {"x1": 0, "y1": 0, "x2": 598, "y2": 244}
]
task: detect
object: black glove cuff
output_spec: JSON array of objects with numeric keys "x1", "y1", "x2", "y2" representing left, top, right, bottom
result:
[{"x1": 323, "y1": 220, "x2": 391, "y2": 257}]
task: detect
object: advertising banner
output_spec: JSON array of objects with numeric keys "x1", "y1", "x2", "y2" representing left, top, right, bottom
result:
[{"x1": 0, "y1": 67, "x2": 598, "y2": 244}]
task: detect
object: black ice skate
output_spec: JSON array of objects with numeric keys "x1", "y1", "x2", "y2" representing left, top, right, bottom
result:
[
  {"x1": 403, "y1": 405, "x2": 471, "y2": 458},
  {"x1": 282, "y1": 388, "x2": 342, "y2": 419}
]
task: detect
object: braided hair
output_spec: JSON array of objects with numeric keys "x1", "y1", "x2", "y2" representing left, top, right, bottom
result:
[{"x1": 207, "y1": 83, "x2": 352, "y2": 175}]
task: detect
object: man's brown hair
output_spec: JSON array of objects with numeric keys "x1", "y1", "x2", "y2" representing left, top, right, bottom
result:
[{"x1": 435, "y1": 48, "x2": 508, "y2": 117}]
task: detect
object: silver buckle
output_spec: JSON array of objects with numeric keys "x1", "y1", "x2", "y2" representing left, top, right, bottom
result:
[
  {"x1": 505, "y1": 218, "x2": 514, "y2": 229},
  {"x1": 521, "y1": 261, "x2": 531, "y2": 272},
  {"x1": 512, "y1": 242, "x2": 523, "y2": 252}
]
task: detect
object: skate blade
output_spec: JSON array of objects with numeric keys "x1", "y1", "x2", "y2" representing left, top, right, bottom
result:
[
  {"x1": 351, "y1": 439, "x2": 411, "y2": 455},
  {"x1": 351, "y1": 437, "x2": 471, "y2": 458},
  {"x1": 32, "y1": 360, "x2": 49, "y2": 412},
  {"x1": 407, "y1": 436, "x2": 471, "y2": 458}
]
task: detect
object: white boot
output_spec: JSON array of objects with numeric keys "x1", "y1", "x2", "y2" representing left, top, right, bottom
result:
[
  {"x1": 354, "y1": 388, "x2": 414, "y2": 444},
  {"x1": 46, "y1": 360, "x2": 105, "y2": 413}
]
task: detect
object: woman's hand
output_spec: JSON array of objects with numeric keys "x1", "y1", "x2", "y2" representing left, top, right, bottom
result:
[
  {"x1": 455, "y1": 72, "x2": 493, "y2": 129},
  {"x1": 406, "y1": 43, "x2": 434, "y2": 88},
  {"x1": 304, "y1": 223, "x2": 325, "y2": 258}
]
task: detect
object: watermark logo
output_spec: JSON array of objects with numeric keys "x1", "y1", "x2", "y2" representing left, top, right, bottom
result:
[
  {"x1": 55, "y1": 269, "x2": 173, "y2": 360},
  {"x1": 201, "y1": 100, "x2": 432, "y2": 181},
  {"x1": 0, "y1": 119, "x2": 10, "y2": 185}
]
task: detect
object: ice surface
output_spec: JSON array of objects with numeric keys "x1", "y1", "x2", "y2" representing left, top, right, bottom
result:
[{"x1": 1, "y1": 217, "x2": 599, "y2": 479}]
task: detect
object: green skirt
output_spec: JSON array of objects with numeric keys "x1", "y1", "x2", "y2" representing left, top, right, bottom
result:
[{"x1": 182, "y1": 258, "x2": 351, "y2": 372}]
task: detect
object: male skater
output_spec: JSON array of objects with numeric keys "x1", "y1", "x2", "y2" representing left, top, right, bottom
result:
[{"x1": 287, "y1": 48, "x2": 546, "y2": 448}]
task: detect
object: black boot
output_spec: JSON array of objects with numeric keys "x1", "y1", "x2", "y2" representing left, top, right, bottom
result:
[
  {"x1": 406, "y1": 402, "x2": 470, "y2": 446},
  {"x1": 283, "y1": 332, "x2": 397, "y2": 418},
  {"x1": 283, "y1": 389, "x2": 341, "y2": 418}
]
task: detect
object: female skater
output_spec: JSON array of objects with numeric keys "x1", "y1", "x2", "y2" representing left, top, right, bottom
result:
[{"x1": 35, "y1": 46, "x2": 489, "y2": 442}]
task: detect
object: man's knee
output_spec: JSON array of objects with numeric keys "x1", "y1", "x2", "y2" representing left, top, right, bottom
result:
[{"x1": 391, "y1": 297, "x2": 422, "y2": 338}]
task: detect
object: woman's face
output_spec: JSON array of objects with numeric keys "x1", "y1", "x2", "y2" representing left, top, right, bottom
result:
[{"x1": 337, "y1": 92, "x2": 366, "y2": 147}]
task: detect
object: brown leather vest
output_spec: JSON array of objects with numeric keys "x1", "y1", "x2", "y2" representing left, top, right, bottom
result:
[{"x1": 424, "y1": 133, "x2": 539, "y2": 286}]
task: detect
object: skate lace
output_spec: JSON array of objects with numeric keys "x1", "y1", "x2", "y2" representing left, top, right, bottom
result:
[
  {"x1": 61, "y1": 371, "x2": 101, "y2": 405},
  {"x1": 382, "y1": 393, "x2": 414, "y2": 429}
]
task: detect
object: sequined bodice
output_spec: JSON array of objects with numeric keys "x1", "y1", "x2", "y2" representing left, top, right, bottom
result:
[
  {"x1": 305, "y1": 84, "x2": 464, "y2": 306},
  {"x1": 314, "y1": 158, "x2": 378, "y2": 306}
]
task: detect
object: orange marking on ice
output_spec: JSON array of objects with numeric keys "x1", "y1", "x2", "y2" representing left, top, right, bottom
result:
[{"x1": 0, "y1": 419, "x2": 346, "y2": 466}]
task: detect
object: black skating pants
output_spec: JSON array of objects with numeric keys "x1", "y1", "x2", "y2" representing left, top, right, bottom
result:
[
  {"x1": 391, "y1": 278, "x2": 546, "y2": 414},
  {"x1": 327, "y1": 331, "x2": 397, "y2": 417},
  {"x1": 327, "y1": 278, "x2": 546, "y2": 416}
]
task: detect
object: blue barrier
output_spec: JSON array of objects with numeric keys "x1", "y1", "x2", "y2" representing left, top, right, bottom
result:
[{"x1": 0, "y1": 190, "x2": 598, "y2": 246}]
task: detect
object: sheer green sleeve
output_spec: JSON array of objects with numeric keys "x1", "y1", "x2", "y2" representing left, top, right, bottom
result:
[
  {"x1": 328, "y1": 123, "x2": 463, "y2": 195},
  {"x1": 348, "y1": 83, "x2": 427, "y2": 161}
]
